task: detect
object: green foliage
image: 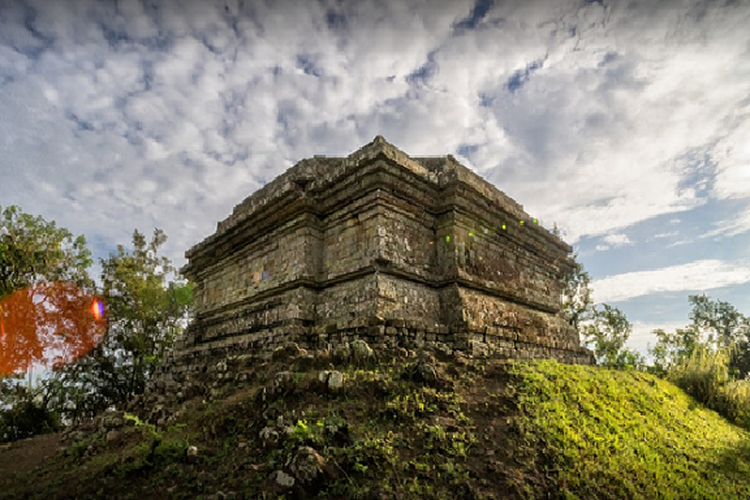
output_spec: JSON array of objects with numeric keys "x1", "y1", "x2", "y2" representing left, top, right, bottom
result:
[
  {"x1": 561, "y1": 253, "x2": 594, "y2": 332},
  {"x1": 52, "y1": 229, "x2": 193, "y2": 422},
  {"x1": 291, "y1": 419, "x2": 324, "y2": 446},
  {"x1": 9, "y1": 355, "x2": 750, "y2": 499},
  {"x1": 716, "y1": 380, "x2": 750, "y2": 429},
  {"x1": 0, "y1": 205, "x2": 93, "y2": 300},
  {"x1": 0, "y1": 205, "x2": 91, "y2": 439},
  {"x1": 668, "y1": 344, "x2": 730, "y2": 407},
  {"x1": 0, "y1": 383, "x2": 60, "y2": 442},
  {"x1": 688, "y1": 294, "x2": 750, "y2": 378},
  {"x1": 649, "y1": 294, "x2": 750, "y2": 378},
  {"x1": 648, "y1": 326, "x2": 702, "y2": 376},
  {"x1": 561, "y1": 254, "x2": 643, "y2": 370},
  {"x1": 689, "y1": 294, "x2": 748, "y2": 349},
  {"x1": 665, "y1": 345, "x2": 750, "y2": 430},
  {"x1": 583, "y1": 304, "x2": 644, "y2": 369}
]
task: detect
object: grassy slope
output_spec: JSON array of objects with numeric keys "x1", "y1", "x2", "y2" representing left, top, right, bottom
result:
[
  {"x1": 2, "y1": 353, "x2": 750, "y2": 500},
  {"x1": 509, "y1": 361, "x2": 750, "y2": 500}
]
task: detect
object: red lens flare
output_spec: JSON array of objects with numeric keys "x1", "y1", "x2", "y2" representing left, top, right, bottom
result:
[
  {"x1": 0, "y1": 283, "x2": 107, "y2": 375},
  {"x1": 91, "y1": 299, "x2": 104, "y2": 321}
]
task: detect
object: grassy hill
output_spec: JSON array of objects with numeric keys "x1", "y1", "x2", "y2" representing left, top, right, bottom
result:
[{"x1": 2, "y1": 347, "x2": 750, "y2": 499}]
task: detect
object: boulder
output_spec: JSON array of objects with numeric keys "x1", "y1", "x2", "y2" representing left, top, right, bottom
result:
[
  {"x1": 327, "y1": 371, "x2": 344, "y2": 391},
  {"x1": 287, "y1": 446, "x2": 326, "y2": 484},
  {"x1": 186, "y1": 445, "x2": 199, "y2": 463},
  {"x1": 259, "y1": 427, "x2": 280, "y2": 447},
  {"x1": 351, "y1": 339, "x2": 373, "y2": 362},
  {"x1": 272, "y1": 470, "x2": 295, "y2": 488},
  {"x1": 318, "y1": 370, "x2": 344, "y2": 392}
]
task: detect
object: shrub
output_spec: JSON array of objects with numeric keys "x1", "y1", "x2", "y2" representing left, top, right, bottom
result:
[
  {"x1": 0, "y1": 398, "x2": 61, "y2": 443},
  {"x1": 668, "y1": 344, "x2": 729, "y2": 407},
  {"x1": 668, "y1": 345, "x2": 750, "y2": 429},
  {"x1": 717, "y1": 380, "x2": 750, "y2": 429}
]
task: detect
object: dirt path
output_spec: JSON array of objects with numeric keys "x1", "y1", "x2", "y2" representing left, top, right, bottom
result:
[{"x1": 0, "y1": 433, "x2": 61, "y2": 481}]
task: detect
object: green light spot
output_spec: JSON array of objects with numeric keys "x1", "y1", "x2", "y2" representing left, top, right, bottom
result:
[
  {"x1": 446, "y1": 235, "x2": 451, "y2": 242},
  {"x1": 533, "y1": 218, "x2": 538, "y2": 224}
]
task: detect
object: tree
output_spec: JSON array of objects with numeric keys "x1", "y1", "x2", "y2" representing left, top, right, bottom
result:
[
  {"x1": 52, "y1": 229, "x2": 193, "y2": 422},
  {"x1": 0, "y1": 205, "x2": 94, "y2": 440},
  {"x1": 649, "y1": 326, "x2": 702, "y2": 376},
  {"x1": 0, "y1": 205, "x2": 92, "y2": 299},
  {"x1": 562, "y1": 253, "x2": 594, "y2": 333},
  {"x1": 648, "y1": 295, "x2": 750, "y2": 378},
  {"x1": 583, "y1": 304, "x2": 644, "y2": 369},
  {"x1": 1, "y1": 205, "x2": 96, "y2": 375},
  {"x1": 688, "y1": 294, "x2": 750, "y2": 378}
]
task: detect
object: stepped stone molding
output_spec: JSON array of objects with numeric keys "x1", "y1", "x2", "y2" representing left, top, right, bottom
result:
[{"x1": 152, "y1": 136, "x2": 594, "y2": 393}]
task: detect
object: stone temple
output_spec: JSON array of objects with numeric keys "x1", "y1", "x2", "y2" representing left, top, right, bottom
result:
[{"x1": 160, "y1": 136, "x2": 592, "y2": 386}]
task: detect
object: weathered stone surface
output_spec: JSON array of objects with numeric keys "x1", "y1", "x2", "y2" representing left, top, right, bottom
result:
[
  {"x1": 351, "y1": 339, "x2": 373, "y2": 361},
  {"x1": 148, "y1": 137, "x2": 593, "y2": 394},
  {"x1": 259, "y1": 427, "x2": 280, "y2": 448},
  {"x1": 286, "y1": 446, "x2": 326, "y2": 484},
  {"x1": 326, "y1": 371, "x2": 344, "y2": 391},
  {"x1": 272, "y1": 470, "x2": 295, "y2": 488}
]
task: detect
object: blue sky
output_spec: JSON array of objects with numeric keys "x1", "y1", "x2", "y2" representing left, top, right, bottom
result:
[{"x1": 1, "y1": 0, "x2": 749, "y2": 356}]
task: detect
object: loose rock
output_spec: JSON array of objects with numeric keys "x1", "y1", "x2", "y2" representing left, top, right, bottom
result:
[
  {"x1": 287, "y1": 446, "x2": 326, "y2": 484},
  {"x1": 327, "y1": 371, "x2": 344, "y2": 391},
  {"x1": 186, "y1": 445, "x2": 199, "y2": 463},
  {"x1": 272, "y1": 470, "x2": 295, "y2": 488},
  {"x1": 351, "y1": 339, "x2": 373, "y2": 361}
]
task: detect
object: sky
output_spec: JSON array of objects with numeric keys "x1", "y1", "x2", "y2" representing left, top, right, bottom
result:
[{"x1": 1, "y1": 0, "x2": 749, "y2": 357}]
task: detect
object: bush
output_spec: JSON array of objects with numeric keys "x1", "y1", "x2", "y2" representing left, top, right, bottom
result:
[
  {"x1": 667, "y1": 345, "x2": 729, "y2": 408},
  {"x1": 668, "y1": 345, "x2": 750, "y2": 429},
  {"x1": 717, "y1": 380, "x2": 750, "y2": 429},
  {"x1": 0, "y1": 398, "x2": 61, "y2": 443}
]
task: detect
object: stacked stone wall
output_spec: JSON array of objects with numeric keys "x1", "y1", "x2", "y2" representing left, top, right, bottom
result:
[
  {"x1": 376, "y1": 200, "x2": 437, "y2": 280},
  {"x1": 457, "y1": 288, "x2": 581, "y2": 351},
  {"x1": 376, "y1": 274, "x2": 442, "y2": 326},
  {"x1": 450, "y1": 214, "x2": 564, "y2": 312},
  {"x1": 197, "y1": 215, "x2": 320, "y2": 313},
  {"x1": 315, "y1": 275, "x2": 379, "y2": 326}
]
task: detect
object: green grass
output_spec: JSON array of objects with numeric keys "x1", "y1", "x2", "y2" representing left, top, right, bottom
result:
[{"x1": 508, "y1": 360, "x2": 750, "y2": 499}]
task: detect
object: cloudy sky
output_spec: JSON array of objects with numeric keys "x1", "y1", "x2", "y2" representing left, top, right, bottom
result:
[{"x1": 1, "y1": 0, "x2": 749, "y2": 356}]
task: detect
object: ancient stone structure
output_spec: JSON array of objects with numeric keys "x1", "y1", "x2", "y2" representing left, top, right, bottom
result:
[{"x1": 151, "y1": 136, "x2": 592, "y2": 393}]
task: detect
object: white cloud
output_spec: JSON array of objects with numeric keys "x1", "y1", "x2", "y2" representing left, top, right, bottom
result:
[
  {"x1": 701, "y1": 204, "x2": 750, "y2": 240},
  {"x1": 0, "y1": 0, "x2": 749, "y2": 274},
  {"x1": 627, "y1": 320, "x2": 691, "y2": 356},
  {"x1": 592, "y1": 260, "x2": 750, "y2": 303},
  {"x1": 654, "y1": 231, "x2": 678, "y2": 239},
  {"x1": 604, "y1": 233, "x2": 633, "y2": 246},
  {"x1": 594, "y1": 232, "x2": 633, "y2": 251}
]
